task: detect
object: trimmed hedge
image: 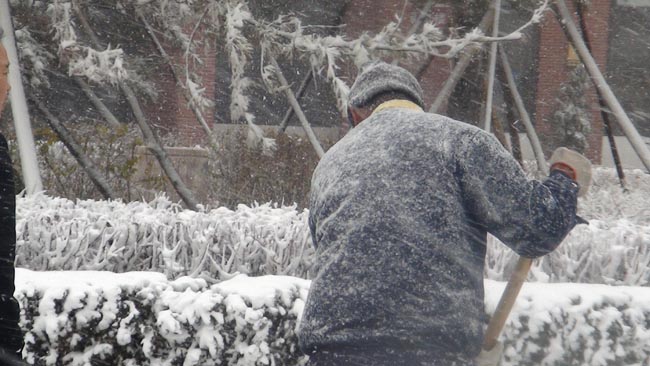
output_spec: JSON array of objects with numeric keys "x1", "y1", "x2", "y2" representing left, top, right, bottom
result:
[
  {"x1": 16, "y1": 195, "x2": 314, "y2": 282},
  {"x1": 16, "y1": 270, "x2": 650, "y2": 366},
  {"x1": 16, "y1": 269, "x2": 309, "y2": 366},
  {"x1": 484, "y1": 280, "x2": 650, "y2": 366}
]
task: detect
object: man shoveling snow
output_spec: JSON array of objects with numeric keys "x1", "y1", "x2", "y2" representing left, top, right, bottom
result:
[{"x1": 298, "y1": 62, "x2": 591, "y2": 366}]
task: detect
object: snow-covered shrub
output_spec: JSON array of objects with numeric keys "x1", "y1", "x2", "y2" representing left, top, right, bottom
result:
[
  {"x1": 14, "y1": 270, "x2": 650, "y2": 366},
  {"x1": 16, "y1": 194, "x2": 314, "y2": 282},
  {"x1": 551, "y1": 64, "x2": 592, "y2": 154},
  {"x1": 484, "y1": 280, "x2": 650, "y2": 366},
  {"x1": 16, "y1": 269, "x2": 309, "y2": 366}
]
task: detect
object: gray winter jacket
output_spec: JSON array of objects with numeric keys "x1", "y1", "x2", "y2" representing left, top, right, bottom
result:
[{"x1": 298, "y1": 108, "x2": 579, "y2": 365}]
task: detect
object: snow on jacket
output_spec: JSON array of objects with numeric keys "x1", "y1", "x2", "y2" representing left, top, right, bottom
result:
[{"x1": 298, "y1": 108, "x2": 579, "y2": 365}]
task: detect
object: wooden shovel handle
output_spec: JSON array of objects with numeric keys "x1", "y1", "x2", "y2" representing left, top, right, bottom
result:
[{"x1": 482, "y1": 256, "x2": 533, "y2": 350}]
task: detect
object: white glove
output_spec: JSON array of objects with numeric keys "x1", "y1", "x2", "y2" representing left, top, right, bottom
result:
[
  {"x1": 549, "y1": 147, "x2": 592, "y2": 197},
  {"x1": 476, "y1": 342, "x2": 504, "y2": 366}
]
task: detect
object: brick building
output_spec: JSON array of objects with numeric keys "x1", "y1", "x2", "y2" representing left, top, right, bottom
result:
[
  {"x1": 151, "y1": 1, "x2": 649, "y2": 166},
  {"x1": 534, "y1": 0, "x2": 612, "y2": 162}
]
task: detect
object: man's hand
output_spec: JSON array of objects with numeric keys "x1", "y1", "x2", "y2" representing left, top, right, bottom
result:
[
  {"x1": 549, "y1": 147, "x2": 592, "y2": 197},
  {"x1": 476, "y1": 341, "x2": 504, "y2": 366}
]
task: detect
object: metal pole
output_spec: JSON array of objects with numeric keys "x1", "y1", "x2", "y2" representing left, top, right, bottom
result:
[{"x1": 0, "y1": 0, "x2": 43, "y2": 194}]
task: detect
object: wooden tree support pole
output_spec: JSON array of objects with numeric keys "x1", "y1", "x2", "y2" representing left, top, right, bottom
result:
[
  {"x1": 121, "y1": 82, "x2": 200, "y2": 210},
  {"x1": 279, "y1": 70, "x2": 313, "y2": 133},
  {"x1": 136, "y1": 9, "x2": 219, "y2": 149},
  {"x1": 573, "y1": 3, "x2": 626, "y2": 189},
  {"x1": 508, "y1": 118, "x2": 524, "y2": 167},
  {"x1": 75, "y1": 77, "x2": 122, "y2": 128},
  {"x1": 74, "y1": 1, "x2": 200, "y2": 210},
  {"x1": 33, "y1": 98, "x2": 116, "y2": 200},
  {"x1": 499, "y1": 47, "x2": 549, "y2": 175},
  {"x1": 491, "y1": 106, "x2": 512, "y2": 154},
  {"x1": 555, "y1": 0, "x2": 650, "y2": 173},
  {"x1": 484, "y1": 0, "x2": 502, "y2": 133},
  {"x1": 428, "y1": 9, "x2": 494, "y2": 113},
  {"x1": 270, "y1": 55, "x2": 325, "y2": 158}
]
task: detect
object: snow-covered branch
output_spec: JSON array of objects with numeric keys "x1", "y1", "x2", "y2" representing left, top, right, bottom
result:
[{"x1": 46, "y1": 1, "x2": 128, "y2": 84}]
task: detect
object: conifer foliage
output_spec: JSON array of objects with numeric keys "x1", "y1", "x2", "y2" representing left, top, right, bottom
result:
[{"x1": 552, "y1": 64, "x2": 592, "y2": 154}]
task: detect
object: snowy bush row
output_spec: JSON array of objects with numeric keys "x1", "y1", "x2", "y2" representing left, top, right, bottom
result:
[
  {"x1": 486, "y1": 218, "x2": 650, "y2": 285},
  {"x1": 15, "y1": 269, "x2": 650, "y2": 366},
  {"x1": 16, "y1": 167, "x2": 650, "y2": 285},
  {"x1": 16, "y1": 194, "x2": 314, "y2": 282},
  {"x1": 16, "y1": 269, "x2": 310, "y2": 366},
  {"x1": 484, "y1": 280, "x2": 650, "y2": 366}
]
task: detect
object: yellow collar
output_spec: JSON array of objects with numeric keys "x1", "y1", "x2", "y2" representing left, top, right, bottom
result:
[{"x1": 372, "y1": 99, "x2": 423, "y2": 115}]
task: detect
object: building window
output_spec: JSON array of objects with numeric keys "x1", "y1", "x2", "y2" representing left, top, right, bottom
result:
[{"x1": 617, "y1": 0, "x2": 650, "y2": 7}]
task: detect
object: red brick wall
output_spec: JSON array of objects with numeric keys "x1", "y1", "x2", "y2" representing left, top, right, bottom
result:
[
  {"x1": 535, "y1": 1, "x2": 612, "y2": 162},
  {"x1": 142, "y1": 24, "x2": 217, "y2": 146}
]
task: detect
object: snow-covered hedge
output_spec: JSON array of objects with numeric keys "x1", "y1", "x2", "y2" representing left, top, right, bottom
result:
[
  {"x1": 16, "y1": 269, "x2": 309, "y2": 366},
  {"x1": 16, "y1": 167, "x2": 650, "y2": 285},
  {"x1": 16, "y1": 195, "x2": 314, "y2": 282},
  {"x1": 16, "y1": 270, "x2": 650, "y2": 366},
  {"x1": 484, "y1": 280, "x2": 650, "y2": 366}
]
